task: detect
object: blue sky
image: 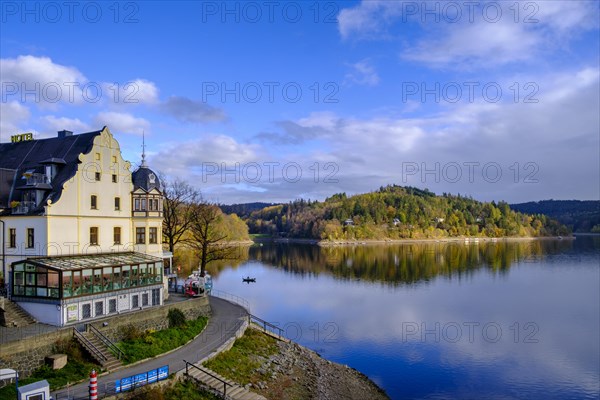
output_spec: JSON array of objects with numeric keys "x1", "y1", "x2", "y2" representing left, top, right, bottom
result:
[{"x1": 1, "y1": 1, "x2": 599, "y2": 204}]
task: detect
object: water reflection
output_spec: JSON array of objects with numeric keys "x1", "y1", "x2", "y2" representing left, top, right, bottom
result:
[
  {"x1": 208, "y1": 237, "x2": 599, "y2": 400},
  {"x1": 209, "y1": 239, "x2": 574, "y2": 285}
]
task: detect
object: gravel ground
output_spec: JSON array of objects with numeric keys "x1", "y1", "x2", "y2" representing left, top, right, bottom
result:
[{"x1": 247, "y1": 335, "x2": 389, "y2": 400}]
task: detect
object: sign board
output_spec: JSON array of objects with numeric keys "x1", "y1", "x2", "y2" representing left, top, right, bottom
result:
[
  {"x1": 115, "y1": 365, "x2": 169, "y2": 393},
  {"x1": 11, "y1": 133, "x2": 33, "y2": 143},
  {"x1": 67, "y1": 304, "x2": 78, "y2": 322},
  {"x1": 158, "y1": 365, "x2": 169, "y2": 380}
]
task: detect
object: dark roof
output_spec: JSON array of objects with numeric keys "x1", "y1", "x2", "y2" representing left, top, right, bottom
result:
[
  {"x1": 132, "y1": 165, "x2": 161, "y2": 192},
  {"x1": 0, "y1": 129, "x2": 103, "y2": 214}
]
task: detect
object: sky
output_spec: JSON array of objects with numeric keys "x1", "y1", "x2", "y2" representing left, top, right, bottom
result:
[{"x1": 1, "y1": 0, "x2": 599, "y2": 204}]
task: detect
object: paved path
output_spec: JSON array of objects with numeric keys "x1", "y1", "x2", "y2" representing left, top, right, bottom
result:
[{"x1": 52, "y1": 296, "x2": 248, "y2": 399}]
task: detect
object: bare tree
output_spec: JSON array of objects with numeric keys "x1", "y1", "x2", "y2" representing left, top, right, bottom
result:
[
  {"x1": 188, "y1": 201, "x2": 239, "y2": 276},
  {"x1": 162, "y1": 177, "x2": 199, "y2": 253}
]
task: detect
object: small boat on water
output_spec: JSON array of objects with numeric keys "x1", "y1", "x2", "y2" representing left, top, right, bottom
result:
[{"x1": 242, "y1": 276, "x2": 256, "y2": 283}]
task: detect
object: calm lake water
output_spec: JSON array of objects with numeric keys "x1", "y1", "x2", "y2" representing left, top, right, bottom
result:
[{"x1": 208, "y1": 236, "x2": 600, "y2": 400}]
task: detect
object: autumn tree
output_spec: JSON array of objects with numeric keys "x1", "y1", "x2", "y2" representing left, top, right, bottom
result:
[
  {"x1": 188, "y1": 201, "x2": 239, "y2": 276},
  {"x1": 162, "y1": 177, "x2": 199, "y2": 253}
]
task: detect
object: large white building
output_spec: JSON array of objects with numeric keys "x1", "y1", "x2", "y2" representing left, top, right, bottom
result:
[{"x1": 0, "y1": 127, "x2": 171, "y2": 326}]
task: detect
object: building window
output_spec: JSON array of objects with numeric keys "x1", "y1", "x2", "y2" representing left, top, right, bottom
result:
[
  {"x1": 149, "y1": 227, "x2": 158, "y2": 244},
  {"x1": 136, "y1": 227, "x2": 146, "y2": 244},
  {"x1": 82, "y1": 303, "x2": 91, "y2": 319},
  {"x1": 95, "y1": 301, "x2": 104, "y2": 316},
  {"x1": 134, "y1": 198, "x2": 140, "y2": 211},
  {"x1": 112, "y1": 155, "x2": 117, "y2": 163},
  {"x1": 115, "y1": 197, "x2": 121, "y2": 210},
  {"x1": 9, "y1": 228, "x2": 16, "y2": 248},
  {"x1": 90, "y1": 227, "x2": 99, "y2": 245},
  {"x1": 95, "y1": 172, "x2": 101, "y2": 181},
  {"x1": 26, "y1": 228, "x2": 34, "y2": 248},
  {"x1": 112, "y1": 174, "x2": 117, "y2": 183},
  {"x1": 141, "y1": 198, "x2": 147, "y2": 210},
  {"x1": 109, "y1": 299, "x2": 117, "y2": 313},
  {"x1": 132, "y1": 295, "x2": 139, "y2": 308},
  {"x1": 95, "y1": 152, "x2": 101, "y2": 160},
  {"x1": 142, "y1": 293, "x2": 149, "y2": 306},
  {"x1": 113, "y1": 227, "x2": 121, "y2": 245},
  {"x1": 91, "y1": 195, "x2": 97, "y2": 209}
]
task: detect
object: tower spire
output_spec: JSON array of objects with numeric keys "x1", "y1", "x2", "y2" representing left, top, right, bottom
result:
[{"x1": 141, "y1": 130, "x2": 147, "y2": 167}]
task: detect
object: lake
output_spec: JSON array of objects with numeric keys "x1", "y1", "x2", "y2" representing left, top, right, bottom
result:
[{"x1": 207, "y1": 236, "x2": 600, "y2": 399}]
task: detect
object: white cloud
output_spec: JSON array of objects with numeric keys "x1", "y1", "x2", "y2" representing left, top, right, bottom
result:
[
  {"x1": 253, "y1": 68, "x2": 599, "y2": 203},
  {"x1": 337, "y1": 1, "x2": 402, "y2": 40},
  {"x1": 344, "y1": 60, "x2": 380, "y2": 86},
  {"x1": 150, "y1": 134, "x2": 263, "y2": 179},
  {"x1": 403, "y1": 19, "x2": 539, "y2": 67},
  {"x1": 0, "y1": 101, "x2": 31, "y2": 138},
  {"x1": 0, "y1": 55, "x2": 86, "y2": 87},
  {"x1": 338, "y1": 1, "x2": 599, "y2": 68},
  {"x1": 40, "y1": 115, "x2": 91, "y2": 133},
  {"x1": 93, "y1": 111, "x2": 150, "y2": 136},
  {"x1": 102, "y1": 79, "x2": 160, "y2": 105},
  {"x1": 1, "y1": 55, "x2": 162, "y2": 108}
]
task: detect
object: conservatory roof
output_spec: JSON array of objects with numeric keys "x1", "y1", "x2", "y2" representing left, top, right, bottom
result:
[{"x1": 12, "y1": 252, "x2": 162, "y2": 271}]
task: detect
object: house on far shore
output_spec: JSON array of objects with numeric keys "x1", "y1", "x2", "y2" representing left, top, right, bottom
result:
[
  {"x1": 0, "y1": 126, "x2": 171, "y2": 326},
  {"x1": 344, "y1": 219, "x2": 354, "y2": 226}
]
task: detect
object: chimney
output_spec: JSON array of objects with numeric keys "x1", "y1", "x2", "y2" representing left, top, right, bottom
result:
[{"x1": 58, "y1": 130, "x2": 73, "y2": 138}]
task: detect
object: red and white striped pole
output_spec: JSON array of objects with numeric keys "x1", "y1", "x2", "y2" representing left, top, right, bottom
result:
[{"x1": 89, "y1": 369, "x2": 98, "y2": 400}]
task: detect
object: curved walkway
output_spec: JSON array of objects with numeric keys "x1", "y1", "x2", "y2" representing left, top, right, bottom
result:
[{"x1": 52, "y1": 296, "x2": 248, "y2": 400}]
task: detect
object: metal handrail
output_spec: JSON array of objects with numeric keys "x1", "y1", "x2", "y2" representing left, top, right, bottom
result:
[
  {"x1": 184, "y1": 359, "x2": 233, "y2": 397},
  {"x1": 248, "y1": 314, "x2": 284, "y2": 339},
  {"x1": 89, "y1": 324, "x2": 125, "y2": 360},
  {"x1": 210, "y1": 289, "x2": 250, "y2": 312},
  {"x1": 73, "y1": 328, "x2": 107, "y2": 362}
]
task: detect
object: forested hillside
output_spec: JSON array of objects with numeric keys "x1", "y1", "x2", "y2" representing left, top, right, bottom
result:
[
  {"x1": 219, "y1": 202, "x2": 275, "y2": 218},
  {"x1": 243, "y1": 185, "x2": 570, "y2": 240},
  {"x1": 510, "y1": 200, "x2": 600, "y2": 232}
]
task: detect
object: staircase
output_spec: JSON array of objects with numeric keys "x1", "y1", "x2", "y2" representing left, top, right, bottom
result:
[
  {"x1": 0, "y1": 298, "x2": 36, "y2": 327},
  {"x1": 73, "y1": 326, "x2": 123, "y2": 371},
  {"x1": 184, "y1": 361, "x2": 266, "y2": 400}
]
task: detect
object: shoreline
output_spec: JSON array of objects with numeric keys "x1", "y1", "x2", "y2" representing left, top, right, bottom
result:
[{"x1": 254, "y1": 235, "x2": 573, "y2": 246}]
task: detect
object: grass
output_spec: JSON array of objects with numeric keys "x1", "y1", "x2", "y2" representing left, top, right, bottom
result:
[
  {"x1": 119, "y1": 316, "x2": 209, "y2": 364},
  {"x1": 203, "y1": 328, "x2": 279, "y2": 385},
  {"x1": 0, "y1": 358, "x2": 100, "y2": 399},
  {"x1": 125, "y1": 378, "x2": 222, "y2": 400}
]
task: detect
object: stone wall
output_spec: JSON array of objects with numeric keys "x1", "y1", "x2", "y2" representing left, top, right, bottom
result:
[
  {"x1": 90, "y1": 296, "x2": 210, "y2": 343},
  {"x1": 0, "y1": 296, "x2": 210, "y2": 387},
  {"x1": 0, "y1": 327, "x2": 73, "y2": 387}
]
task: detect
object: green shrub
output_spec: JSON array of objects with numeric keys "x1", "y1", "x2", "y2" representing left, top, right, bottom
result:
[
  {"x1": 168, "y1": 308, "x2": 186, "y2": 328},
  {"x1": 120, "y1": 324, "x2": 143, "y2": 341}
]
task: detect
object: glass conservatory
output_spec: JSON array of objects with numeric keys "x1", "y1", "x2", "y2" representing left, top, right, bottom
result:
[{"x1": 9, "y1": 252, "x2": 165, "y2": 326}]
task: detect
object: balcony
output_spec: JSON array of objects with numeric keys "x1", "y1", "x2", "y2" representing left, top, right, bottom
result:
[
  {"x1": 12, "y1": 201, "x2": 36, "y2": 214},
  {"x1": 25, "y1": 173, "x2": 50, "y2": 185}
]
